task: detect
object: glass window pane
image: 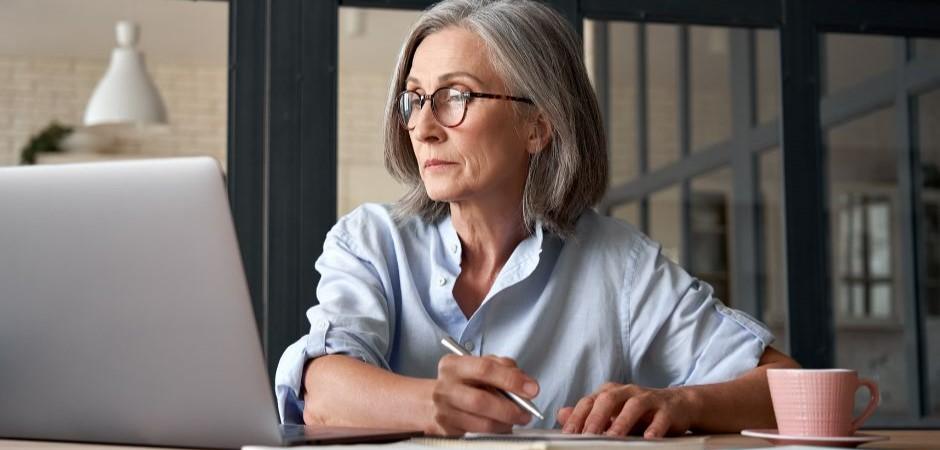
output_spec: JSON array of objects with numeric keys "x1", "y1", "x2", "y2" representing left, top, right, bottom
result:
[
  {"x1": 759, "y1": 147, "x2": 787, "y2": 352},
  {"x1": 647, "y1": 25, "x2": 679, "y2": 170},
  {"x1": 828, "y1": 106, "x2": 897, "y2": 320},
  {"x1": 756, "y1": 30, "x2": 780, "y2": 125},
  {"x1": 871, "y1": 283, "x2": 891, "y2": 319},
  {"x1": 337, "y1": 7, "x2": 415, "y2": 216},
  {"x1": 916, "y1": 88, "x2": 940, "y2": 417},
  {"x1": 847, "y1": 201, "x2": 865, "y2": 276},
  {"x1": 610, "y1": 201, "x2": 640, "y2": 228},
  {"x1": 607, "y1": 21, "x2": 638, "y2": 186},
  {"x1": 649, "y1": 186, "x2": 681, "y2": 264},
  {"x1": 689, "y1": 167, "x2": 732, "y2": 305},
  {"x1": 0, "y1": 0, "x2": 228, "y2": 168},
  {"x1": 824, "y1": 33, "x2": 897, "y2": 95},
  {"x1": 690, "y1": 26, "x2": 731, "y2": 151},
  {"x1": 867, "y1": 201, "x2": 891, "y2": 277},
  {"x1": 826, "y1": 104, "x2": 909, "y2": 420},
  {"x1": 914, "y1": 38, "x2": 940, "y2": 61},
  {"x1": 851, "y1": 284, "x2": 865, "y2": 317}
]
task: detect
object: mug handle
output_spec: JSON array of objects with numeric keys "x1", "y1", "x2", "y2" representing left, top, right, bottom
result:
[{"x1": 850, "y1": 378, "x2": 880, "y2": 433}]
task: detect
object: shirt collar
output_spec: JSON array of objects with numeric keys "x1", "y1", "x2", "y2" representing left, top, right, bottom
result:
[
  {"x1": 436, "y1": 214, "x2": 546, "y2": 294},
  {"x1": 437, "y1": 214, "x2": 461, "y2": 266}
]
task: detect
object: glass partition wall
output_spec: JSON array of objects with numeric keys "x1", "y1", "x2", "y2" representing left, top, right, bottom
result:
[
  {"x1": 820, "y1": 33, "x2": 940, "y2": 423},
  {"x1": 589, "y1": 21, "x2": 787, "y2": 349},
  {"x1": 229, "y1": 0, "x2": 940, "y2": 426},
  {"x1": 337, "y1": 7, "x2": 417, "y2": 215},
  {"x1": 919, "y1": 89, "x2": 940, "y2": 418},
  {"x1": 582, "y1": 8, "x2": 940, "y2": 425}
]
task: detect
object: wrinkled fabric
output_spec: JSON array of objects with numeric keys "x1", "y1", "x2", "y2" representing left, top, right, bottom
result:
[{"x1": 275, "y1": 204, "x2": 773, "y2": 428}]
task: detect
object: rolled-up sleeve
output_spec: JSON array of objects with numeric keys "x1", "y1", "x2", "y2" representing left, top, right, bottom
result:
[
  {"x1": 625, "y1": 241, "x2": 774, "y2": 388},
  {"x1": 274, "y1": 217, "x2": 394, "y2": 424}
]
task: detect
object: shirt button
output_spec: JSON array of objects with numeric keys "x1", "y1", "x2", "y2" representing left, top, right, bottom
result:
[
  {"x1": 438, "y1": 277, "x2": 448, "y2": 286},
  {"x1": 463, "y1": 341, "x2": 474, "y2": 352},
  {"x1": 452, "y1": 244, "x2": 459, "y2": 254}
]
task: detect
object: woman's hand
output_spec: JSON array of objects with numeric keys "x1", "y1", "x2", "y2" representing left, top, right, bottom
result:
[
  {"x1": 556, "y1": 383, "x2": 696, "y2": 438},
  {"x1": 426, "y1": 354, "x2": 540, "y2": 436}
]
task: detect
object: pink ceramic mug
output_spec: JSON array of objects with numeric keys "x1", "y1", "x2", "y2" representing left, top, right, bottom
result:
[{"x1": 767, "y1": 368, "x2": 879, "y2": 437}]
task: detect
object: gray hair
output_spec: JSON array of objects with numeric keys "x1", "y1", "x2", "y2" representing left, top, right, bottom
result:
[{"x1": 383, "y1": 0, "x2": 607, "y2": 238}]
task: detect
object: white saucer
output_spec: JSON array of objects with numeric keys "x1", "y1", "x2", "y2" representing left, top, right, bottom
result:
[{"x1": 741, "y1": 429, "x2": 888, "y2": 448}]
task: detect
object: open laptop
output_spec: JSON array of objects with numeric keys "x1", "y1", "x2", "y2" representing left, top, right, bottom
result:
[{"x1": 0, "y1": 158, "x2": 421, "y2": 449}]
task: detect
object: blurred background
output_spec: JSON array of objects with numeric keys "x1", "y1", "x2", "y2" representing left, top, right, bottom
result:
[
  {"x1": 1, "y1": 0, "x2": 937, "y2": 428},
  {"x1": 0, "y1": 0, "x2": 227, "y2": 166}
]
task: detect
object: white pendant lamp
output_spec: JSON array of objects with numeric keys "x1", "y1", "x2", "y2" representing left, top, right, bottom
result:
[{"x1": 84, "y1": 21, "x2": 167, "y2": 126}]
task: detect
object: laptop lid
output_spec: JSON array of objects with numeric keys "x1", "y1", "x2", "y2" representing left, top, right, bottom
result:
[{"x1": 0, "y1": 158, "x2": 282, "y2": 449}]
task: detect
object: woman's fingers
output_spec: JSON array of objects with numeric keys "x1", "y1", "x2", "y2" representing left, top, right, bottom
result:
[
  {"x1": 559, "y1": 384, "x2": 690, "y2": 438},
  {"x1": 439, "y1": 354, "x2": 539, "y2": 399},
  {"x1": 606, "y1": 396, "x2": 651, "y2": 436},
  {"x1": 643, "y1": 409, "x2": 672, "y2": 439},
  {"x1": 565, "y1": 384, "x2": 641, "y2": 434},
  {"x1": 429, "y1": 404, "x2": 514, "y2": 436},
  {"x1": 433, "y1": 354, "x2": 537, "y2": 434},
  {"x1": 437, "y1": 382, "x2": 531, "y2": 425},
  {"x1": 582, "y1": 390, "x2": 626, "y2": 434},
  {"x1": 556, "y1": 406, "x2": 573, "y2": 426},
  {"x1": 485, "y1": 355, "x2": 519, "y2": 369},
  {"x1": 561, "y1": 394, "x2": 596, "y2": 433}
]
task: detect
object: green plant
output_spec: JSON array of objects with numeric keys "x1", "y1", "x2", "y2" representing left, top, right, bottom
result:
[{"x1": 19, "y1": 122, "x2": 73, "y2": 165}]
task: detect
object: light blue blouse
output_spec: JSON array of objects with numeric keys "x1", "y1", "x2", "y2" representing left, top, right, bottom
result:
[{"x1": 274, "y1": 203, "x2": 773, "y2": 428}]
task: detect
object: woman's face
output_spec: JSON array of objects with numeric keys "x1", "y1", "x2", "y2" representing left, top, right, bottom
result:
[{"x1": 405, "y1": 27, "x2": 533, "y2": 206}]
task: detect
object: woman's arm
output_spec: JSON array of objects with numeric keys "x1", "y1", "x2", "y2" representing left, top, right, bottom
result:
[
  {"x1": 557, "y1": 346, "x2": 800, "y2": 437},
  {"x1": 303, "y1": 355, "x2": 434, "y2": 430},
  {"x1": 303, "y1": 353, "x2": 539, "y2": 435},
  {"x1": 678, "y1": 346, "x2": 799, "y2": 433}
]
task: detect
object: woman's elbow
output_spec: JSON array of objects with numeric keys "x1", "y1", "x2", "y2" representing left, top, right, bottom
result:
[{"x1": 758, "y1": 346, "x2": 801, "y2": 369}]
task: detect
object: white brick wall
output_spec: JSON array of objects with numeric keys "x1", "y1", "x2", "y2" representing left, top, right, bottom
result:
[
  {"x1": 0, "y1": 55, "x2": 227, "y2": 167},
  {"x1": 0, "y1": 53, "x2": 405, "y2": 217},
  {"x1": 337, "y1": 70, "x2": 408, "y2": 216}
]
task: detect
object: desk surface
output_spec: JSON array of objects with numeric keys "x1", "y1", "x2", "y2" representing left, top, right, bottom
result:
[{"x1": 1, "y1": 430, "x2": 937, "y2": 449}]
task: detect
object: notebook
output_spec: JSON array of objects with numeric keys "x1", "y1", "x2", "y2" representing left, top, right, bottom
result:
[{"x1": 244, "y1": 431, "x2": 707, "y2": 450}]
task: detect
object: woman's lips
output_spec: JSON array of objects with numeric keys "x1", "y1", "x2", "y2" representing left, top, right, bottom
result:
[{"x1": 424, "y1": 159, "x2": 456, "y2": 169}]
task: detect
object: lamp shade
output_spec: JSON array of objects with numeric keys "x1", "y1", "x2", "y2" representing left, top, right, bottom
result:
[{"x1": 84, "y1": 21, "x2": 167, "y2": 126}]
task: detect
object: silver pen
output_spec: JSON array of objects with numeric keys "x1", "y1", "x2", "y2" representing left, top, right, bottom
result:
[{"x1": 439, "y1": 336, "x2": 545, "y2": 421}]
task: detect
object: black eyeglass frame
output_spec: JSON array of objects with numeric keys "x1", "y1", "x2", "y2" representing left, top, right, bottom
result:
[{"x1": 396, "y1": 87, "x2": 534, "y2": 130}]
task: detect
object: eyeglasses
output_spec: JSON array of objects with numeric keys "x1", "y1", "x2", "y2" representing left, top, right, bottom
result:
[{"x1": 396, "y1": 87, "x2": 533, "y2": 130}]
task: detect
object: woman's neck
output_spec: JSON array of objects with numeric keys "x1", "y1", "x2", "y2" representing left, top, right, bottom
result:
[{"x1": 449, "y1": 199, "x2": 527, "y2": 276}]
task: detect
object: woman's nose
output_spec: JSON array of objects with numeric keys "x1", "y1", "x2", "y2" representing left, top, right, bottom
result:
[{"x1": 410, "y1": 101, "x2": 444, "y2": 143}]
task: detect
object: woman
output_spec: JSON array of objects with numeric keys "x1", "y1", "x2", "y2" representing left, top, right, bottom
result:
[{"x1": 275, "y1": 0, "x2": 799, "y2": 437}]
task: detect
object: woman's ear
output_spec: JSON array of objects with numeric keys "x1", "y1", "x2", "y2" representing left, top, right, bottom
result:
[{"x1": 527, "y1": 112, "x2": 553, "y2": 155}]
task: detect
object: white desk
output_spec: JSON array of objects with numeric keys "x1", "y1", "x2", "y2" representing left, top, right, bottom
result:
[{"x1": 3, "y1": 430, "x2": 938, "y2": 449}]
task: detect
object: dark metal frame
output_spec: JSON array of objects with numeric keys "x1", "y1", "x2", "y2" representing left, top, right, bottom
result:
[
  {"x1": 228, "y1": 0, "x2": 940, "y2": 425},
  {"x1": 229, "y1": 0, "x2": 338, "y2": 378}
]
